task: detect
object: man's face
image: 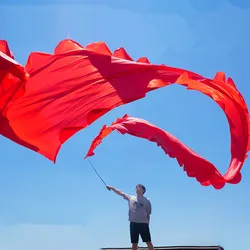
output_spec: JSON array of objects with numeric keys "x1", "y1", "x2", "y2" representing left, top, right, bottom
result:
[{"x1": 136, "y1": 185, "x2": 144, "y2": 195}]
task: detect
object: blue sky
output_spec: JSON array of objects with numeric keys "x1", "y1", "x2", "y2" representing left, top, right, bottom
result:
[{"x1": 0, "y1": 1, "x2": 250, "y2": 250}]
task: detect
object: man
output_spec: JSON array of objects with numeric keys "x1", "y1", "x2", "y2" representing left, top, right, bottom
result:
[{"x1": 106, "y1": 184, "x2": 154, "y2": 250}]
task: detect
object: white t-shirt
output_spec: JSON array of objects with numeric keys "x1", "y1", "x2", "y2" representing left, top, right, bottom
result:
[{"x1": 124, "y1": 194, "x2": 152, "y2": 224}]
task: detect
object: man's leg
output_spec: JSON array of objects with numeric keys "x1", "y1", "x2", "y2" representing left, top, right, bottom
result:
[
  {"x1": 145, "y1": 241, "x2": 154, "y2": 250},
  {"x1": 130, "y1": 222, "x2": 139, "y2": 250},
  {"x1": 140, "y1": 223, "x2": 154, "y2": 250},
  {"x1": 132, "y1": 243, "x2": 138, "y2": 250}
]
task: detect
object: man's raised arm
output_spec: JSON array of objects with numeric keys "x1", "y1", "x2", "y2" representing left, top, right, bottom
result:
[{"x1": 106, "y1": 185, "x2": 128, "y2": 199}]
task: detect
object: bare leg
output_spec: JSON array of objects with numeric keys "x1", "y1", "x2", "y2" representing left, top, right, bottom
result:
[
  {"x1": 145, "y1": 241, "x2": 154, "y2": 250},
  {"x1": 132, "y1": 243, "x2": 138, "y2": 250}
]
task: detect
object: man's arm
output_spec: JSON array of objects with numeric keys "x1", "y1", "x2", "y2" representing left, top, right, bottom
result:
[
  {"x1": 106, "y1": 185, "x2": 128, "y2": 199},
  {"x1": 146, "y1": 199, "x2": 152, "y2": 224}
]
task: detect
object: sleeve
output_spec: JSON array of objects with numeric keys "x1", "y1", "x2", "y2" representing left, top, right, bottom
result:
[{"x1": 123, "y1": 193, "x2": 131, "y2": 201}]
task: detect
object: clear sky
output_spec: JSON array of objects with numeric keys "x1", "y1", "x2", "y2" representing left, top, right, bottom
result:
[{"x1": 1, "y1": 1, "x2": 250, "y2": 250}]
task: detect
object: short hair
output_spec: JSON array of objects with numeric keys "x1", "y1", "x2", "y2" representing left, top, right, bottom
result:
[{"x1": 137, "y1": 184, "x2": 146, "y2": 193}]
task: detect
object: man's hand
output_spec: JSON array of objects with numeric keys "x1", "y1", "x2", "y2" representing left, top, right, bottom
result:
[{"x1": 106, "y1": 185, "x2": 113, "y2": 191}]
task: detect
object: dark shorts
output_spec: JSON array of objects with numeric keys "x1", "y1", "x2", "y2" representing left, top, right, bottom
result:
[{"x1": 130, "y1": 222, "x2": 151, "y2": 244}]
